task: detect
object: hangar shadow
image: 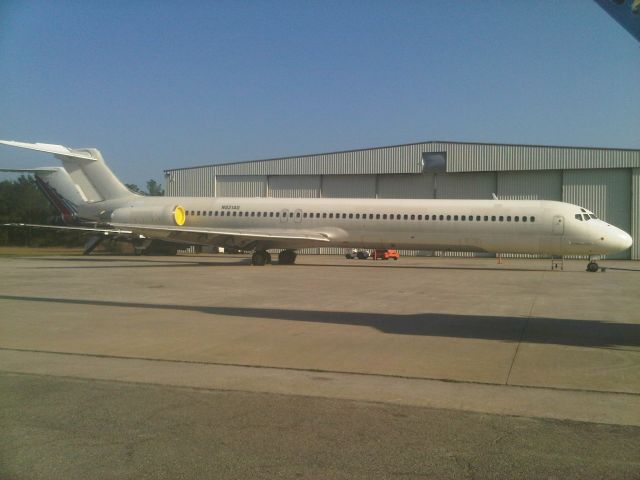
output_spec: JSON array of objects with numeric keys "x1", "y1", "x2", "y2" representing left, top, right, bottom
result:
[{"x1": 1, "y1": 294, "x2": 639, "y2": 349}]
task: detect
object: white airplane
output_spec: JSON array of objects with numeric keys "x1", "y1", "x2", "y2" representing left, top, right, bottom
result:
[{"x1": 0, "y1": 140, "x2": 633, "y2": 271}]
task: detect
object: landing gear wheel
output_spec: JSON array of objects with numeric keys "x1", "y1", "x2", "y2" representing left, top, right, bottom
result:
[
  {"x1": 251, "y1": 250, "x2": 269, "y2": 266},
  {"x1": 278, "y1": 249, "x2": 297, "y2": 265},
  {"x1": 586, "y1": 262, "x2": 599, "y2": 273}
]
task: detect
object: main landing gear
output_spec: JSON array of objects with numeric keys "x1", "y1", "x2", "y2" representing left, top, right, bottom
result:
[
  {"x1": 250, "y1": 249, "x2": 297, "y2": 266},
  {"x1": 251, "y1": 250, "x2": 272, "y2": 266},
  {"x1": 278, "y1": 249, "x2": 297, "y2": 265}
]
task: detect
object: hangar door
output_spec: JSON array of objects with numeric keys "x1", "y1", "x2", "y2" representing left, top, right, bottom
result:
[
  {"x1": 322, "y1": 175, "x2": 377, "y2": 198},
  {"x1": 216, "y1": 176, "x2": 267, "y2": 197},
  {"x1": 497, "y1": 171, "x2": 562, "y2": 200},
  {"x1": 435, "y1": 172, "x2": 497, "y2": 199},
  {"x1": 268, "y1": 175, "x2": 321, "y2": 198},
  {"x1": 377, "y1": 174, "x2": 435, "y2": 199},
  {"x1": 563, "y1": 169, "x2": 631, "y2": 259}
]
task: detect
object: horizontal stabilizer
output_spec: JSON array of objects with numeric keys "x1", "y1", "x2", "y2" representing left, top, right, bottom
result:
[
  {"x1": 0, "y1": 140, "x2": 95, "y2": 160},
  {"x1": 0, "y1": 167, "x2": 60, "y2": 173}
]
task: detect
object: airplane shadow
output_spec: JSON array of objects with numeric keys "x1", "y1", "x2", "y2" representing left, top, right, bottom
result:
[
  {"x1": 1, "y1": 294, "x2": 638, "y2": 349},
  {"x1": 18, "y1": 256, "x2": 251, "y2": 269}
]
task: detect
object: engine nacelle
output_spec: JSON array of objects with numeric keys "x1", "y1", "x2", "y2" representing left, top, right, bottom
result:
[{"x1": 111, "y1": 204, "x2": 186, "y2": 226}]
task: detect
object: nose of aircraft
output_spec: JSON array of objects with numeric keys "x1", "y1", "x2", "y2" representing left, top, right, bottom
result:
[{"x1": 607, "y1": 228, "x2": 633, "y2": 253}]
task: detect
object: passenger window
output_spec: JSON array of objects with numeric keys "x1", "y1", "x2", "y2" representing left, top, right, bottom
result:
[
  {"x1": 390, "y1": 214, "x2": 394, "y2": 220},
  {"x1": 432, "y1": 215, "x2": 437, "y2": 220},
  {"x1": 270, "y1": 212, "x2": 274, "y2": 217},
  {"x1": 514, "y1": 216, "x2": 519, "y2": 222},
  {"x1": 232, "y1": 212, "x2": 237, "y2": 217},
  {"x1": 276, "y1": 212, "x2": 280, "y2": 217},
  {"x1": 342, "y1": 213, "x2": 346, "y2": 219},
  {"x1": 482, "y1": 216, "x2": 486, "y2": 221},
  {"x1": 296, "y1": 212, "x2": 301, "y2": 218},
  {"x1": 507, "y1": 216, "x2": 511, "y2": 222},
  {"x1": 417, "y1": 215, "x2": 422, "y2": 220},
  {"x1": 383, "y1": 214, "x2": 387, "y2": 219},
  {"x1": 461, "y1": 215, "x2": 466, "y2": 221},
  {"x1": 329, "y1": 213, "x2": 333, "y2": 218},
  {"x1": 491, "y1": 216, "x2": 496, "y2": 221},
  {"x1": 446, "y1": 215, "x2": 451, "y2": 221},
  {"x1": 403, "y1": 214, "x2": 408, "y2": 220},
  {"x1": 323, "y1": 213, "x2": 327, "y2": 218},
  {"x1": 186, "y1": 211, "x2": 190, "y2": 216},
  {"x1": 289, "y1": 212, "x2": 293, "y2": 218},
  {"x1": 522, "y1": 216, "x2": 527, "y2": 222},
  {"x1": 439, "y1": 215, "x2": 444, "y2": 220},
  {"x1": 349, "y1": 213, "x2": 354, "y2": 219},
  {"x1": 454, "y1": 215, "x2": 458, "y2": 221},
  {"x1": 397, "y1": 214, "x2": 402, "y2": 220},
  {"x1": 376, "y1": 214, "x2": 380, "y2": 219}
]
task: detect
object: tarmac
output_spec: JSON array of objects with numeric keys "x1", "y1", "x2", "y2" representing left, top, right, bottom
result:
[{"x1": 1, "y1": 253, "x2": 639, "y2": 479}]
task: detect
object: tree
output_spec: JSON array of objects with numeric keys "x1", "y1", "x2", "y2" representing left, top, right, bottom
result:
[
  {"x1": 125, "y1": 183, "x2": 143, "y2": 194},
  {"x1": 146, "y1": 179, "x2": 164, "y2": 196}
]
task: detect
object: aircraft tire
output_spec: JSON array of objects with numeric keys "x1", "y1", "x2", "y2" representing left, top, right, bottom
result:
[
  {"x1": 587, "y1": 262, "x2": 599, "y2": 272},
  {"x1": 278, "y1": 249, "x2": 297, "y2": 265},
  {"x1": 252, "y1": 251, "x2": 268, "y2": 266}
]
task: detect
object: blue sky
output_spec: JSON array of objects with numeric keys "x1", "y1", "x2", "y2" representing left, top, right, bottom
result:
[{"x1": 1, "y1": 0, "x2": 638, "y2": 188}]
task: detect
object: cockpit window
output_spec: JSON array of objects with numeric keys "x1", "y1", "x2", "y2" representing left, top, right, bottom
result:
[
  {"x1": 589, "y1": 214, "x2": 597, "y2": 219},
  {"x1": 575, "y1": 214, "x2": 582, "y2": 221}
]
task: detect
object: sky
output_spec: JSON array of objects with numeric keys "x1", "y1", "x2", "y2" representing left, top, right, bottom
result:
[{"x1": 0, "y1": 0, "x2": 638, "y2": 188}]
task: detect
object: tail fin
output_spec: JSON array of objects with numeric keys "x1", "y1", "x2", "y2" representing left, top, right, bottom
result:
[
  {"x1": 0, "y1": 167, "x2": 88, "y2": 224},
  {"x1": 0, "y1": 140, "x2": 138, "y2": 202}
]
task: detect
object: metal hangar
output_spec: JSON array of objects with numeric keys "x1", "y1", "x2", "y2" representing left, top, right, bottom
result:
[{"x1": 164, "y1": 141, "x2": 640, "y2": 260}]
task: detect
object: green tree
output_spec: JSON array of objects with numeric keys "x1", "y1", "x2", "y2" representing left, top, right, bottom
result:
[
  {"x1": 146, "y1": 179, "x2": 164, "y2": 196},
  {"x1": 126, "y1": 183, "x2": 143, "y2": 194}
]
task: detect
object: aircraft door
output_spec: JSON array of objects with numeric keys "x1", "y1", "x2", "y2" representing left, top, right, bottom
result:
[
  {"x1": 280, "y1": 209, "x2": 289, "y2": 223},
  {"x1": 552, "y1": 215, "x2": 564, "y2": 235}
]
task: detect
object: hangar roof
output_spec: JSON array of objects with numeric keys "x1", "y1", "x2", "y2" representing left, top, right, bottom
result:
[{"x1": 165, "y1": 141, "x2": 640, "y2": 177}]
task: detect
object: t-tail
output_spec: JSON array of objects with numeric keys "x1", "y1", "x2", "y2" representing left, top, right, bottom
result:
[{"x1": 0, "y1": 140, "x2": 139, "y2": 223}]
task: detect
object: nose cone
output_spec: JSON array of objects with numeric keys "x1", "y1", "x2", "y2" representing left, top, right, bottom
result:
[{"x1": 609, "y1": 229, "x2": 633, "y2": 253}]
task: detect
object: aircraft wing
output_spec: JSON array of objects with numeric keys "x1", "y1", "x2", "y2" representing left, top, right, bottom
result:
[
  {"x1": 109, "y1": 223, "x2": 332, "y2": 249},
  {"x1": 2, "y1": 223, "x2": 134, "y2": 235}
]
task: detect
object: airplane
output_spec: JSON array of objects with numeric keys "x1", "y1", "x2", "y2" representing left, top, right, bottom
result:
[{"x1": 0, "y1": 139, "x2": 633, "y2": 271}]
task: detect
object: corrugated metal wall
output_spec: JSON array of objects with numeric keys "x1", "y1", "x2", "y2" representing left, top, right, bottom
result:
[
  {"x1": 321, "y1": 175, "x2": 377, "y2": 198},
  {"x1": 216, "y1": 175, "x2": 267, "y2": 197},
  {"x1": 632, "y1": 168, "x2": 639, "y2": 261},
  {"x1": 166, "y1": 167, "x2": 215, "y2": 196},
  {"x1": 433, "y1": 143, "x2": 640, "y2": 173},
  {"x1": 268, "y1": 175, "x2": 321, "y2": 198},
  {"x1": 563, "y1": 169, "x2": 631, "y2": 259},
  {"x1": 377, "y1": 174, "x2": 435, "y2": 199},
  {"x1": 497, "y1": 171, "x2": 562, "y2": 200},
  {"x1": 435, "y1": 172, "x2": 497, "y2": 199}
]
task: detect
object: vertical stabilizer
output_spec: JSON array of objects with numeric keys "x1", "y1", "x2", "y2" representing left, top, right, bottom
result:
[{"x1": 0, "y1": 140, "x2": 139, "y2": 202}]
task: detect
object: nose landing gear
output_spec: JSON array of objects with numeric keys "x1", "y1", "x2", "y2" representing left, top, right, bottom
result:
[
  {"x1": 586, "y1": 261, "x2": 600, "y2": 272},
  {"x1": 586, "y1": 256, "x2": 602, "y2": 273}
]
